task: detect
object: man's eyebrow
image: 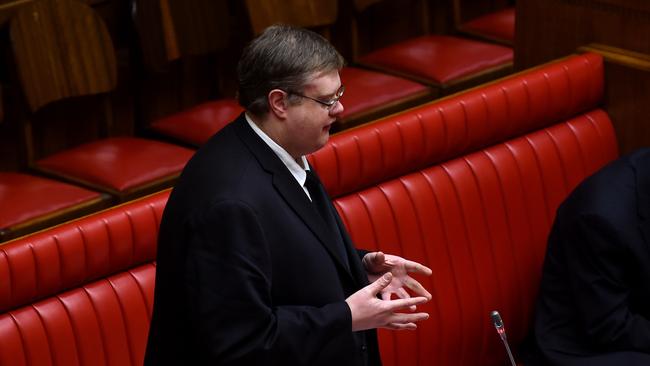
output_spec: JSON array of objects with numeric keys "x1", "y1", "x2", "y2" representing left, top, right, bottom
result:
[{"x1": 318, "y1": 85, "x2": 341, "y2": 98}]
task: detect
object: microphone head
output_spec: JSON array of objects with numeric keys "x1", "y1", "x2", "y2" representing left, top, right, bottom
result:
[{"x1": 491, "y1": 310, "x2": 505, "y2": 334}]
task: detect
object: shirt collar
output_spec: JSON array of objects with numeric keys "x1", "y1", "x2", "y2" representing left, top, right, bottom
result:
[{"x1": 245, "y1": 113, "x2": 310, "y2": 187}]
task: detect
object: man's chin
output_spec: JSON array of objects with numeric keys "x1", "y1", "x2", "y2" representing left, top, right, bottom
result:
[{"x1": 312, "y1": 135, "x2": 330, "y2": 153}]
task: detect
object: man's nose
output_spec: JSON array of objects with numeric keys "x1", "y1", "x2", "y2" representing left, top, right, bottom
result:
[{"x1": 330, "y1": 100, "x2": 344, "y2": 116}]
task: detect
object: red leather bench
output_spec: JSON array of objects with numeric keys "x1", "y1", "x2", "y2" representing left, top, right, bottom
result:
[
  {"x1": 0, "y1": 191, "x2": 168, "y2": 366},
  {"x1": 0, "y1": 52, "x2": 616, "y2": 366},
  {"x1": 309, "y1": 52, "x2": 616, "y2": 365}
]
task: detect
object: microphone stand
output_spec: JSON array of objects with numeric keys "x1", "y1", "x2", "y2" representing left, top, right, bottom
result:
[{"x1": 491, "y1": 310, "x2": 516, "y2": 366}]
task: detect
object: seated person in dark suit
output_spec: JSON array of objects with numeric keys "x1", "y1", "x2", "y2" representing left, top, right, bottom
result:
[
  {"x1": 144, "y1": 25, "x2": 432, "y2": 366},
  {"x1": 526, "y1": 148, "x2": 650, "y2": 366}
]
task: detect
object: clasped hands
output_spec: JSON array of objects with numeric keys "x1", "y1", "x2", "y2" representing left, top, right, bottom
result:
[{"x1": 346, "y1": 251, "x2": 432, "y2": 332}]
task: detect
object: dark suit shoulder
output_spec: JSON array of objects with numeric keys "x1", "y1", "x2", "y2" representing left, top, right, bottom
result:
[
  {"x1": 165, "y1": 117, "x2": 272, "y2": 222},
  {"x1": 558, "y1": 151, "x2": 640, "y2": 229}
]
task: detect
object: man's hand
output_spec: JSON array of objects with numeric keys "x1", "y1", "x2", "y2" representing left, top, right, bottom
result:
[
  {"x1": 362, "y1": 251, "x2": 432, "y2": 310},
  {"x1": 346, "y1": 273, "x2": 430, "y2": 332}
]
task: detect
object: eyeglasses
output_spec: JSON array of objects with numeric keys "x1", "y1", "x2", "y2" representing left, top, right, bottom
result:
[{"x1": 288, "y1": 85, "x2": 345, "y2": 110}]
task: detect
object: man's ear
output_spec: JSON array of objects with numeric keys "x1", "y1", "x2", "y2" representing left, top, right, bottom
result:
[{"x1": 268, "y1": 89, "x2": 289, "y2": 119}]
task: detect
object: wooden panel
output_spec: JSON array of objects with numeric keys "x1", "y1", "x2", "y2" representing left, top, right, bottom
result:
[
  {"x1": 133, "y1": 0, "x2": 230, "y2": 71},
  {"x1": 167, "y1": 0, "x2": 230, "y2": 56},
  {"x1": 515, "y1": 0, "x2": 650, "y2": 154},
  {"x1": 578, "y1": 45, "x2": 650, "y2": 155},
  {"x1": 10, "y1": 0, "x2": 117, "y2": 112},
  {"x1": 349, "y1": 0, "x2": 430, "y2": 58},
  {"x1": 515, "y1": 0, "x2": 650, "y2": 69},
  {"x1": 244, "y1": 0, "x2": 338, "y2": 35},
  {"x1": 132, "y1": 0, "x2": 177, "y2": 72},
  {"x1": 602, "y1": 62, "x2": 650, "y2": 155},
  {"x1": 353, "y1": 0, "x2": 383, "y2": 12},
  {"x1": 453, "y1": 0, "x2": 512, "y2": 24},
  {"x1": 0, "y1": 0, "x2": 31, "y2": 26},
  {"x1": 0, "y1": 0, "x2": 111, "y2": 29}
]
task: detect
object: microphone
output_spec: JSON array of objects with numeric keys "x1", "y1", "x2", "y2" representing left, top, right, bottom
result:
[{"x1": 490, "y1": 310, "x2": 516, "y2": 366}]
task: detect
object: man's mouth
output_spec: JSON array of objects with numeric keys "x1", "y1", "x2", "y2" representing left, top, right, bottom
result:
[{"x1": 323, "y1": 120, "x2": 336, "y2": 131}]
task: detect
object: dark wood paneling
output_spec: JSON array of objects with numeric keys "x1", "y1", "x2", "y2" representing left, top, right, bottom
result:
[
  {"x1": 603, "y1": 62, "x2": 650, "y2": 154},
  {"x1": 516, "y1": 0, "x2": 650, "y2": 154},
  {"x1": 516, "y1": 0, "x2": 650, "y2": 69},
  {"x1": 245, "y1": 0, "x2": 338, "y2": 36}
]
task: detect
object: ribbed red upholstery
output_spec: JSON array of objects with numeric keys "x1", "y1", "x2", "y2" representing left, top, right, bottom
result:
[
  {"x1": 0, "y1": 172, "x2": 102, "y2": 229},
  {"x1": 0, "y1": 190, "x2": 167, "y2": 313},
  {"x1": 0, "y1": 263, "x2": 154, "y2": 366},
  {"x1": 461, "y1": 7, "x2": 515, "y2": 44},
  {"x1": 36, "y1": 138, "x2": 195, "y2": 193},
  {"x1": 150, "y1": 99, "x2": 243, "y2": 146},
  {"x1": 333, "y1": 110, "x2": 617, "y2": 366},
  {"x1": 339, "y1": 66, "x2": 431, "y2": 119},
  {"x1": 358, "y1": 35, "x2": 513, "y2": 85},
  {"x1": 310, "y1": 53, "x2": 604, "y2": 198}
]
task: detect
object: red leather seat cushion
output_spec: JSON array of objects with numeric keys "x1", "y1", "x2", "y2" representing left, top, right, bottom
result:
[
  {"x1": 339, "y1": 66, "x2": 430, "y2": 118},
  {"x1": 462, "y1": 7, "x2": 515, "y2": 43},
  {"x1": 36, "y1": 137, "x2": 195, "y2": 192},
  {"x1": 151, "y1": 99, "x2": 243, "y2": 146},
  {"x1": 0, "y1": 172, "x2": 101, "y2": 228},
  {"x1": 359, "y1": 35, "x2": 513, "y2": 84}
]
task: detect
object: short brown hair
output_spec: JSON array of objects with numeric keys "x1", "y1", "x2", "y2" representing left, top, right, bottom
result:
[{"x1": 237, "y1": 24, "x2": 345, "y2": 116}]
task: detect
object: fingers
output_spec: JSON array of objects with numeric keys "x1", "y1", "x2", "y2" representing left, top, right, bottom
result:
[
  {"x1": 381, "y1": 290, "x2": 391, "y2": 301},
  {"x1": 395, "y1": 288, "x2": 416, "y2": 311},
  {"x1": 385, "y1": 322, "x2": 417, "y2": 330},
  {"x1": 384, "y1": 312, "x2": 429, "y2": 330},
  {"x1": 403, "y1": 259, "x2": 432, "y2": 276},
  {"x1": 396, "y1": 287, "x2": 410, "y2": 300},
  {"x1": 370, "y1": 272, "x2": 393, "y2": 295},
  {"x1": 402, "y1": 277, "x2": 432, "y2": 300},
  {"x1": 378, "y1": 286, "x2": 410, "y2": 301},
  {"x1": 372, "y1": 251, "x2": 385, "y2": 264},
  {"x1": 363, "y1": 251, "x2": 386, "y2": 273},
  {"x1": 385, "y1": 296, "x2": 428, "y2": 312}
]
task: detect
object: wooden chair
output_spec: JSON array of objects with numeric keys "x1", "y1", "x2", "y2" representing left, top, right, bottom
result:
[
  {"x1": 351, "y1": 0, "x2": 513, "y2": 96},
  {"x1": 244, "y1": 0, "x2": 435, "y2": 132},
  {"x1": 453, "y1": 0, "x2": 515, "y2": 46},
  {"x1": 133, "y1": 0, "x2": 241, "y2": 146},
  {"x1": 10, "y1": 0, "x2": 195, "y2": 202}
]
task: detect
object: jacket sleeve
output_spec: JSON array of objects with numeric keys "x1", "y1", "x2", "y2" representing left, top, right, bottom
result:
[
  {"x1": 184, "y1": 199, "x2": 353, "y2": 365},
  {"x1": 564, "y1": 213, "x2": 650, "y2": 351}
]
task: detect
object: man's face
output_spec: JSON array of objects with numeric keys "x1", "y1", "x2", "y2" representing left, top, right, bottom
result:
[{"x1": 282, "y1": 70, "x2": 344, "y2": 158}]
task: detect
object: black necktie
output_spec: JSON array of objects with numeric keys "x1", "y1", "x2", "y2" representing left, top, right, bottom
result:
[{"x1": 304, "y1": 169, "x2": 350, "y2": 268}]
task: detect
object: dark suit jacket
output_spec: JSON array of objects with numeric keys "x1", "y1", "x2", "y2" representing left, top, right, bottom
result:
[
  {"x1": 526, "y1": 148, "x2": 650, "y2": 366},
  {"x1": 144, "y1": 115, "x2": 381, "y2": 366}
]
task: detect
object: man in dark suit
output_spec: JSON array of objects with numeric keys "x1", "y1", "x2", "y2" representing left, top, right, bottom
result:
[
  {"x1": 526, "y1": 148, "x2": 650, "y2": 365},
  {"x1": 144, "y1": 25, "x2": 432, "y2": 366}
]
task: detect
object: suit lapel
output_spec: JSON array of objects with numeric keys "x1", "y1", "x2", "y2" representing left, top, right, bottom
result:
[
  {"x1": 334, "y1": 208, "x2": 371, "y2": 287},
  {"x1": 233, "y1": 116, "x2": 357, "y2": 282}
]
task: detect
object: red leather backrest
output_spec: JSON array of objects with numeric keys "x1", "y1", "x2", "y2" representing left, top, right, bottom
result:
[
  {"x1": 310, "y1": 53, "x2": 604, "y2": 198},
  {"x1": 0, "y1": 263, "x2": 154, "y2": 366},
  {"x1": 333, "y1": 109, "x2": 618, "y2": 366},
  {"x1": 0, "y1": 190, "x2": 168, "y2": 313}
]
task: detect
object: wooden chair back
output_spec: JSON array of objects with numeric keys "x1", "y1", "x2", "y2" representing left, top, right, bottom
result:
[
  {"x1": 452, "y1": 0, "x2": 511, "y2": 26},
  {"x1": 10, "y1": 0, "x2": 117, "y2": 113},
  {"x1": 244, "y1": 0, "x2": 338, "y2": 36},
  {"x1": 133, "y1": 0, "x2": 231, "y2": 71},
  {"x1": 348, "y1": 0, "x2": 430, "y2": 61}
]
